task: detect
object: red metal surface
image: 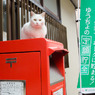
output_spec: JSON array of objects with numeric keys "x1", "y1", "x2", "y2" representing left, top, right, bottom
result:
[
  {"x1": 48, "y1": 47, "x2": 68, "y2": 56},
  {"x1": 0, "y1": 52, "x2": 41, "y2": 95},
  {"x1": 0, "y1": 38, "x2": 68, "y2": 95},
  {"x1": 50, "y1": 82, "x2": 64, "y2": 95}
]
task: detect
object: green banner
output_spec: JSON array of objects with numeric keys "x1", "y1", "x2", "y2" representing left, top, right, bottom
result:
[{"x1": 77, "y1": 0, "x2": 95, "y2": 94}]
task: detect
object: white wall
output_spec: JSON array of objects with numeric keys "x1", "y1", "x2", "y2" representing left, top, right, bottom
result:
[{"x1": 61, "y1": 0, "x2": 79, "y2": 95}]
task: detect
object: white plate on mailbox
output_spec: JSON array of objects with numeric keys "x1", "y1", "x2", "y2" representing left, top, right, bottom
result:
[{"x1": 0, "y1": 81, "x2": 25, "y2": 95}]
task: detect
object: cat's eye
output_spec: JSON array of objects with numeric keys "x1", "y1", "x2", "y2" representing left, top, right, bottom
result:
[
  {"x1": 39, "y1": 19, "x2": 42, "y2": 21},
  {"x1": 34, "y1": 19, "x2": 37, "y2": 21}
]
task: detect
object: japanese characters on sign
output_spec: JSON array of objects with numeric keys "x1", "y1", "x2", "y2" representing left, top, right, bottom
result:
[
  {"x1": 78, "y1": 0, "x2": 95, "y2": 93},
  {"x1": 81, "y1": 8, "x2": 92, "y2": 75}
]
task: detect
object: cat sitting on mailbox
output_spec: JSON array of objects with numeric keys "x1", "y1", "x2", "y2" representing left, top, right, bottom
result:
[{"x1": 21, "y1": 11, "x2": 47, "y2": 39}]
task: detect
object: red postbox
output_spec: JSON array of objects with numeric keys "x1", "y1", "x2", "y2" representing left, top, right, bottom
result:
[{"x1": 0, "y1": 38, "x2": 68, "y2": 95}]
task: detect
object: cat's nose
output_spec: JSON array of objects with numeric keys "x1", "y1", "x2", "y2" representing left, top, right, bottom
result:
[{"x1": 36, "y1": 22, "x2": 38, "y2": 25}]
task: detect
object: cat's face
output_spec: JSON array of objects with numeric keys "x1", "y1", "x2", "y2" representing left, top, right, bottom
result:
[{"x1": 30, "y1": 11, "x2": 45, "y2": 28}]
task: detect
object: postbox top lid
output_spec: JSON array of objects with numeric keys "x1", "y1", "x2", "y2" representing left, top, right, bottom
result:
[{"x1": 0, "y1": 38, "x2": 68, "y2": 55}]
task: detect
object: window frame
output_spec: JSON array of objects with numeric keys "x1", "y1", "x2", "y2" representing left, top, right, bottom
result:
[{"x1": 31, "y1": 0, "x2": 61, "y2": 22}]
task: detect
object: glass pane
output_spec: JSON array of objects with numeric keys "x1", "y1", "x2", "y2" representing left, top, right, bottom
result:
[
  {"x1": 36, "y1": 0, "x2": 40, "y2": 2},
  {"x1": 44, "y1": 0, "x2": 58, "y2": 16},
  {"x1": 34, "y1": 0, "x2": 40, "y2": 3},
  {"x1": 3, "y1": 0, "x2": 7, "y2": 41}
]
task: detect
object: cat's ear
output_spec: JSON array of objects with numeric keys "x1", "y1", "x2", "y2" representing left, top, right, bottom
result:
[
  {"x1": 31, "y1": 11, "x2": 35, "y2": 16},
  {"x1": 41, "y1": 12, "x2": 45, "y2": 17}
]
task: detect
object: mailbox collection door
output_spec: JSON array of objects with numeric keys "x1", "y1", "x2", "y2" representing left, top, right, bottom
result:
[{"x1": 0, "y1": 52, "x2": 41, "y2": 95}]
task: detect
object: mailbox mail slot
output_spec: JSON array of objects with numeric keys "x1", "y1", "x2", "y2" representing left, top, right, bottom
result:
[{"x1": 0, "y1": 38, "x2": 68, "y2": 95}]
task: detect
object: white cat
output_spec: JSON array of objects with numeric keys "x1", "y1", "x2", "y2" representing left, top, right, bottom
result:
[{"x1": 21, "y1": 11, "x2": 47, "y2": 39}]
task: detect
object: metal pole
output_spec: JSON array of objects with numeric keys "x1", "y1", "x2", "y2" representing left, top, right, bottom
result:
[{"x1": 77, "y1": 0, "x2": 82, "y2": 95}]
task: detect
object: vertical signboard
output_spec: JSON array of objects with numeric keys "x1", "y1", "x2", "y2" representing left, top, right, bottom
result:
[{"x1": 78, "y1": 0, "x2": 95, "y2": 94}]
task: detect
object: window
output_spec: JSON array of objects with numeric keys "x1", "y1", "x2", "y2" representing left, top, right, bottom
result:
[
  {"x1": 44, "y1": 0, "x2": 58, "y2": 16},
  {"x1": 36, "y1": 0, "x2": 40, "y2": 2},
  {"x1": 33, "y1": 0, "x2": 61, "y2": 21},
  {"x1": 33, "y1": 0, "x2": 40, "y2": 4},
  {"x1": 3, "y1": 0, "x2": 7, "y2": 41},
  {"x1": 44, "y1": 0, "x2": 61, "y2": 20}
]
